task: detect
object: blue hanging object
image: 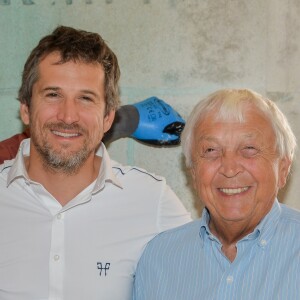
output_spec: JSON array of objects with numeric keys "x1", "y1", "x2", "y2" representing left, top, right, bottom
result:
[{"x1": 131, "y1": 97, "x2": 185, "y2": 146}]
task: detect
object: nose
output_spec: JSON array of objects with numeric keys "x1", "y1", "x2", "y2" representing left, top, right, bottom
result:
[
  {"x1": 218, "y1": 151, "x2": 243, "y2": 178},
  {"x1": 57, "y1": 99, "x2": 80, "y2": 124}
]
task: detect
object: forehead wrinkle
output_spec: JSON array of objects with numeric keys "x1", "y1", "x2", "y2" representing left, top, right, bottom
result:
[
  {"x1": 196, "y1": 135, "x2": 217, "y2": 142},
  {"x1": 196, "y1": 130, "x2": 259, "y2": 142}
]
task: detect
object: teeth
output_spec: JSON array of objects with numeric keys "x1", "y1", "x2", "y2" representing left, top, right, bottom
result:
[
  {"x1": 52, "y1": 130, "x2": 79, "y2": 138},
  {"x1": 219, "y1": 187, "x2": 249, "y2": 195}
]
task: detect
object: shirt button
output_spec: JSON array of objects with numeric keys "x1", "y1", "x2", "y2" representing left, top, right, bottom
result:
[
  {"x1": 260, "y1": 239, "x2": 267, "y2": 247},
  {"x1": 57, "y1": 213, "x2": 62, "y2": 220},
  {"x1": 54, "y1": 255, "x2": 60, "y2": 261},
  {"x1": 226, "y1": 275, "x2": 234, "y2": 284}
]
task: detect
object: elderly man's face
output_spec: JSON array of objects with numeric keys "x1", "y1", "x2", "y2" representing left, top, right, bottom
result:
[{"x1": 190, "y1": 107, "x2": 291, "y2": 231}]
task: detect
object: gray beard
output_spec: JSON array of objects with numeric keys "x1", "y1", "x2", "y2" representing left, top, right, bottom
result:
[
  {"x1": 29, "y1": 124, "x2": 94, "y2": 175},
  {"x1": 34, "y1": 141, "x2": 93, "y2": 175},
  {"x1": 39, "y1": 144, "x2": 92, "y2": 175},
  {"x1": 29, "y1": 122, "x2": 98, "y2": 175}
]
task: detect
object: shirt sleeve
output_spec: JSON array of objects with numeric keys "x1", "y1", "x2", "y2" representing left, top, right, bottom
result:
[
  {"x1": 132, "y1": 253, "x2": 147, "y2": 300},
  {"x1": 132, "y1": 231, "x2": 163, "y2": 300},
  {"x1": 157, "y1": 181, "x2": 192, "y2": 232}
]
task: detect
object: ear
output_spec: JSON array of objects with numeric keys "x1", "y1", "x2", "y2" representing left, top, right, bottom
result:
[
  {"x1": 20, "y1": 103, "x2": 30, "y2": 125},
  {"x1": 103, "y1": 109, "x2": 116, "y2": 134},
  {"x1": 278, "y1": 157, "x2": 292, "y2": 189},
  {"x1": 189, "y1": 167, "x2": 198, "y2": 190}
]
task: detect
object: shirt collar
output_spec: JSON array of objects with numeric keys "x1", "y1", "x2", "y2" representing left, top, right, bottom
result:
[
  {"x1": 252, "y1": 199, "x2": 281, "y2": 248},
  {"x1": 6, "y1": 138, "x2": 30, "y2": 185},
  {"x1": 6, "y1": 138, "x2": 122, "y2": 190},
  {"x1": 92, "y1": 143, "x2": 122, "y2": 192},
  {"x1": 199, "y1": 208, "x2": 212, "y2": 247},
  {"x1": 198, "y1": 200, "x2": 282, "y2": 249}
]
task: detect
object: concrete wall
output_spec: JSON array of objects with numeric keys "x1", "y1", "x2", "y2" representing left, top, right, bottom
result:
[{"x1": 1, "y1": 0, "x2": 299, "y2": 218}]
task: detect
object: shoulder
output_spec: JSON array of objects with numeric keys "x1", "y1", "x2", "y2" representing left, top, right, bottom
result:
[
  {"x1": 107, "y1": 160, "x2": 191, "y2": 231},
  {"x1": 111, "y1": 160, "x2": 165, "y2": 183},
  {"x1": 0, "y1": 162, "x2": 11, "y2": 187},
  {"x1": 0, "y1": 159, "x2": 13, "y2": 175},
  {"x1": 280, "y1": 203, "x2": 300, "y2": 226},
  {"x1": 144, "y1": 220, "x2": 200, "y2": 251},
  {"x1": 110, "y1": 161, "x2": 172, "y2": 204}
]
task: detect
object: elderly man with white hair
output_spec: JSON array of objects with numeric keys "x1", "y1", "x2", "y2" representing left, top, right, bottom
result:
[{"x1": 133, "y1": 89, "x2": 300, "y2": 300}]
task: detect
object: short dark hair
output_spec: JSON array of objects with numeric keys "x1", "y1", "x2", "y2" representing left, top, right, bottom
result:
[{"x1": 18, "y1": 25, "x2": 120, "y2": 114}]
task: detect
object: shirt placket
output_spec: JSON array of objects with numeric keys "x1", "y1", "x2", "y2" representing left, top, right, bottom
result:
[
  {"x1": 30, "y1": 183, "x2": 66, "y2": 300},
  {"x1": 49, "y1": 211, "x2": 65, "y2": 300},
  {"x1": 208, "y1": 240, "x2": 236, "y2": 300},
  {"x1": 213, "y1": 235, "x2": 259, "y2": 300}
]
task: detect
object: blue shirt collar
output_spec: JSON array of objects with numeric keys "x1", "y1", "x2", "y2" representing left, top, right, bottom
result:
[{"x1": 199, "y1": 200, "x2": 281, "y2": 248}]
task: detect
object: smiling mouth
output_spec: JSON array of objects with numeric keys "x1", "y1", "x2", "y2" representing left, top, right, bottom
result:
[
  {"x1": 219, "y1": 187, "x2": 249, "y2": 195},
  {"x1": 52, "y1": 130, "x2": 80, "y2": 138}
]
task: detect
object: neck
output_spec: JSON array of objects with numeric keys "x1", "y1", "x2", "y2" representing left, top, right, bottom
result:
[{"x1": 209, "y1": 218, "x2": 258, "y2": 262}]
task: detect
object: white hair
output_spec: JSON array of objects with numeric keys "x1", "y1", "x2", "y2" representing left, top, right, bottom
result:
[{"x1": 181, "y1": 89, "x2": 297, "y2": 168}]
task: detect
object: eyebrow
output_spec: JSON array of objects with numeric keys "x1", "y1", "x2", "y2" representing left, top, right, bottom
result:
[
  {"x1": 40, "y1": 87, "x2": 100, "y2": 98},
  {"x1": 42, "y1": 86, "x2": 60, "y2": 91},
  {"x1": 37, "y1": 86, "x2": 60, "y2": 95}
]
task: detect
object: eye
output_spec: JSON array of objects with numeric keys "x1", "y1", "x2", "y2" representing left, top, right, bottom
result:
[
  {"x1": 81, "y1": 96, "x2": 92, "y2": 101},
  {"x1": 79, "y1": 95, "x2": 96, "y2": 103},
  {"x1": 241, "y1": 146, "x2": 259, "y2": 157},
  {"x1": 44, "y1": 91, "x2": 62, "y2": 101},
  {"x1": 46, "y1": 92, "x2": 59, "y2": 98},
  {"x1": 201, "y1": 147, "x2": 221, "y2": 159},
  {"x1": 206, "y1": 148, "x2": 216, "y2": 153}
]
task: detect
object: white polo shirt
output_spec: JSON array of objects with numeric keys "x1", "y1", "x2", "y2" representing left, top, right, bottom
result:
[{"x1": 0, "y1": 139, "x2": 191, "y2": 300}]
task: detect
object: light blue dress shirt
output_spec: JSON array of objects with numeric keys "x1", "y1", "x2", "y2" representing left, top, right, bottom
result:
[{"x1": 133, "y1": 200, "x2": 300, "y2": 300}]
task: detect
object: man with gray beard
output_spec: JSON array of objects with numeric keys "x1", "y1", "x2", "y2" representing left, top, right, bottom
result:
[{"x1": 0, "y1": 26, "x2": 191, "y2": 300}]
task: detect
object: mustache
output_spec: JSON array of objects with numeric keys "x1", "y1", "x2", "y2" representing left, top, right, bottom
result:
[{"x1": 44, "y1": 122, "x2": 87, "y2": 134}]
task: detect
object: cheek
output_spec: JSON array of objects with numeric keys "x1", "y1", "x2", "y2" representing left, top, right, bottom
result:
[
  {"x1": 192, "y1": 164, "x2": 217, "y2": 195},
  {"x1": 195, "y1": 162, "x2": 220, "y2": 185},
  {"x1": 30, "y1": 106, "x2": 57, "y2": 125},
  {"x1": 244, "y1": 160, "x2": 280, "y2": 195},
  {"x1": 192, "y1": 172, "x2": 217, "y2": 207},
  {"x1": 249, "y1": 159, "x2": 278, "y2": 178},
  {"x1": 85, "y1": 114, "x2": 106, "y2": 138}
]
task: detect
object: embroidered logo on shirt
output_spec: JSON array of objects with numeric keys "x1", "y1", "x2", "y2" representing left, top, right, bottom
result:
[{"x1": 97, "y1": 262, "x2": 110, "y2": 276}]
